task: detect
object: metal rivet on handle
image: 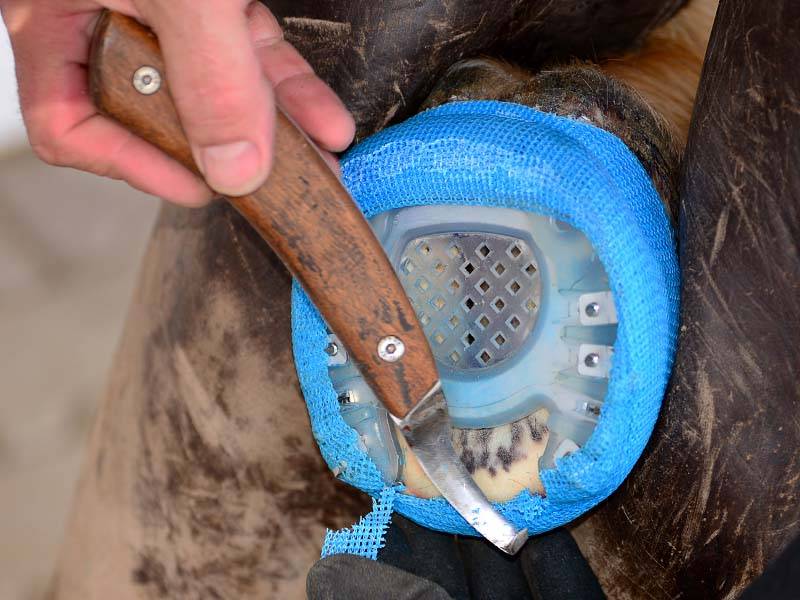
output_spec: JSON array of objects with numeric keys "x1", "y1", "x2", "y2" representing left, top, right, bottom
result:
[
  {"x1": 377, "y1": 336, "x2": 405, "y2": 362},
  {"x1": 132, "y1": 66, "x2": 162, "y2": 95}
]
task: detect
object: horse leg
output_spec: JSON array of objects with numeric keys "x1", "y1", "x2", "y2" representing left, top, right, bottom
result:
[{"x1": 51, "y1": 2, "x2": 696, "y2": 597}]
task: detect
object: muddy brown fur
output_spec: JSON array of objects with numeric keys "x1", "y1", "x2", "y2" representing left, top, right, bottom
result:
[
  {"x1": 52, "y1": 202, "x2": 369, "y2": 599},
  {"x1": 572, "y1": 0, "x2": 800, "y2": 597},
  {"x1": 273, "y1": 0, "x2": 686, "y2": 140}
]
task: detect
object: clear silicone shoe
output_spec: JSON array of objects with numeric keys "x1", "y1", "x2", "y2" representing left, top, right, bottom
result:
[{"x1": 326, "y1": 205, "x2": 618, "y2": 488}]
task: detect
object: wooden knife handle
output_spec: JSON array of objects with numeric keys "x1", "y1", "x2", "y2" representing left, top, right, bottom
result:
[{"x1": 89, "y1": 11, "x2": 439, "y2": 418}]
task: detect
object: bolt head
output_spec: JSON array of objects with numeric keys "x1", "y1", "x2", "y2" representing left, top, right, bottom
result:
[
  {"x1": 377, "y1": 336, "x2": 405, "y2": 362},
  {"x1": 584, "y1": 352, "x2": 600, "y2": 368},
  {"x1": 585, "y1": 302, "x2": 601, "y2": 317},
  {"x1": 132, "y1": 66, "x2": 162, "y2": 95}
]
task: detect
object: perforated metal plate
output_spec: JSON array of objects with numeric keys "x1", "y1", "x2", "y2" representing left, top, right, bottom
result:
[{"x1": 398, "y1": 233, "x2": 541, "y2": 370}]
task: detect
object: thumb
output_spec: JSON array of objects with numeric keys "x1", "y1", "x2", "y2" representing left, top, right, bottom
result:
[{"x1": 137, "y1": 0, "x2": 273, "y2": 196}]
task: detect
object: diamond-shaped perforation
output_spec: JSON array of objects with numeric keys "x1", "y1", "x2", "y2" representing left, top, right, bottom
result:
[
  {"x1": 492, "y1": 332, "x2": 507, "y2": 348},
  {"x1": 523, "y1": 262, "x2": 537, "y2": 277},
  {"x1": 397, "y1": 232, "x2": 541, "y2": 370},
  {"x1": 462, "y1": 332, "x2": 477, "y2": 348},
  {"x1": 476, "y1": 243, "x2": 491, "y2": 259},
  {"x1": 491, "y1": 297, "x2": 506, "y2": 313},
  {"x1": 475, "y1": 278, "x2": 491, "y2": 295},
  {"x1": 478, "y1": 349, "x2": 493, "y2": 365}
]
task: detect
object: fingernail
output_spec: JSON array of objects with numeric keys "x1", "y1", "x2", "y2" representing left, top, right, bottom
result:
[{"x1": 196, "y1": 140, "x2": 265, "y2": 195}]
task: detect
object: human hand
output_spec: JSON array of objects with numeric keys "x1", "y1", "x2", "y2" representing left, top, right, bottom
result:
[{"x1": 0, "y1": 0, "x2": 354, "y2": 205}]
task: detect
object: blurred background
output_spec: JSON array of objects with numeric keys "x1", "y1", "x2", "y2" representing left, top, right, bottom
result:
[{"x1": 0, "y1": 20, "x2": 159, "y2": 599}]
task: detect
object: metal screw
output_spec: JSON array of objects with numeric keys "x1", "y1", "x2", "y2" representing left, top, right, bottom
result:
[
  {"x1": 377, "y1": 336, "x2": 405, "y2": 362},
  {"x1": 585, "y1": 302, "x2": 601, "y2": 317},
  {"x1": 584, "y1": 353, "x2": 600, "y2": 368},
  {"x1": 337, "y1": 391, "x2": 356, "y2": 405},
  {"x1": 325, "y1": 342, "x2": 339, "y2": 357},
  {"x1": 585, "y1": 403, "x2": 601, "y2": 416},
  {"x1": 132, "y1": 66, "x2": 162, "y2": 95}
]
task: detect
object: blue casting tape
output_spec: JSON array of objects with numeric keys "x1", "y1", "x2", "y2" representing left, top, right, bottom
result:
[{"x1": 290, "y1": 100, "x2": 679, "y2": 557}]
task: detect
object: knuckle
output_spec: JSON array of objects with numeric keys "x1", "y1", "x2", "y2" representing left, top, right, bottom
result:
[
  {"x1": 27, "y1": 131, "x2": 64, "y2": 166},
  {"x1": 181, "y1": 85, "x2": 258, "y2": 138}
]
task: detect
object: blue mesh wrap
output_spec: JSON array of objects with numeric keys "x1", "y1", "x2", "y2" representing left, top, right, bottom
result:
[
  {"x1": 320, "y1": 487, "x2": 397, "y2": 560},
  {"x1": 291, "y1": 100, "x2": 679, "y2": 556}
]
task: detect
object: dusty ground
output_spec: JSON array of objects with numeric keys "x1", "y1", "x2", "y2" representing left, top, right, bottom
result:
[{"x1": 0, "y1": 149, "x2": 158, "y2": 600}]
